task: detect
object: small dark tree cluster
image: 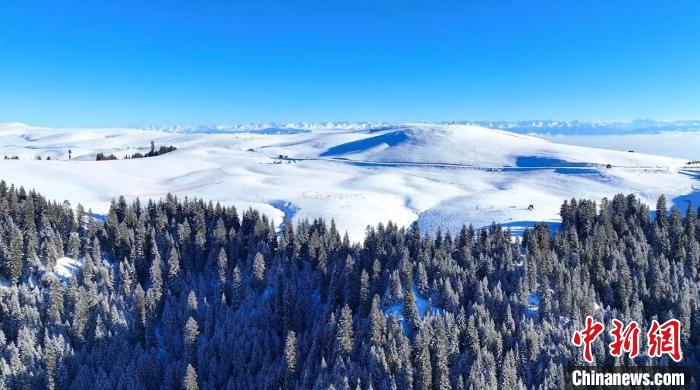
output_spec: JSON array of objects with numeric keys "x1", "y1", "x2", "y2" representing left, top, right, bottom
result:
[
  {"x1": 0, "y1": 184, "x2": 698, "y2": 389},
  {"x1": 95, "y1": 142, "x2": 177, "y2": 161},
  {"x1": 129, "y1": 141, "x2": 177, "y2": 159},
  {"x1": 95, "y1": 153, "x2": 118, "y2": 161}
]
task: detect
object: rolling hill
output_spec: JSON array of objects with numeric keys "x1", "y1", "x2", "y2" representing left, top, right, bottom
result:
[{"x1": 0, "y1": 122, "x2": 696, "y2": 240}]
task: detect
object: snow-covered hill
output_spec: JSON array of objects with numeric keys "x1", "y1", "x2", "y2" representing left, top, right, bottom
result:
[{"x1": 0, "y1": 122, "x2": 697, "y2": 240}]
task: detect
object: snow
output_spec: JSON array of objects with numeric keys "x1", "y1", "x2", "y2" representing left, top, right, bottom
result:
[
  {"x1": 320, "y1": 130, "x2": 409, "y2": 156},
  {"x1": 261, "y1": 287, "x2": 274, "y2": 301},
  {"x1": 670, "y1": 170, "x2": 700, "y2": 212},
  {"x1": 525, "y1": 292, "x2": 541, "y2": 318},
  {"x1": 527, "y1": 292, "x2": 541, "y2": 306},
  {"x1": 543, "y1": 132, "x2": 700, "y2": 160},
  {"x1": 500, "y1": 221, "x2": 562, "y2": 237},
  {"x1": 384, "y1": 284, "x2": 444, "y2": 326},
  {"x1": 53, "y1": 257, "x2": 82, "y2": 283},
  {"x1": 0, "y1": 122, "x2": 697, "y2": 241}
]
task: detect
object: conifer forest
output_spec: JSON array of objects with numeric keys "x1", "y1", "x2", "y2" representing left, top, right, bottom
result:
[{"x1": 0, "y1": 181, "x2": 698, "y2": 389}]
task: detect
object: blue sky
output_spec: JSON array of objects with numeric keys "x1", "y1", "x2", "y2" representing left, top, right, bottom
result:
[{"x1": 1, "y1": 1, "x2": 699, "y2": 127}]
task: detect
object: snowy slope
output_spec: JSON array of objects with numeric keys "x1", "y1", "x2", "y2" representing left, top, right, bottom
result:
[
  {"x1": 310, "y1": 124, "x2": 679, "y2": 167},
  {"x1": 53, "y1": 257, "x2": 82, "y2": 283},
  {"x1": 0, "y1": 122, "x2": 696, "y2": 241},
  {"x1": 543, "y1": 132, "x2": 700, "y2": 160}
]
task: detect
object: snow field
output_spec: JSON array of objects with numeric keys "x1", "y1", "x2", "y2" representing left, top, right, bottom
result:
[{"x1": 0, "y1": 122, "x2": 697, "y2": 241}]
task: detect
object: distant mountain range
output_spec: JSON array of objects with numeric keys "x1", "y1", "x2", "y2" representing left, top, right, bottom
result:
[
  {"x1": 130, "y1": 122, "x2": 393, "y2": 134},
  {"x1": 460, "y1": 119, "x2": 700, "y2": 135},
  {"x1": 129, "y1": 119, "x2": 700, "y2": 135}
]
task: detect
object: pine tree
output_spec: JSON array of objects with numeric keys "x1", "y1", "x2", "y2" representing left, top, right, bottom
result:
[
  {"x1": 337, "y1": 305, "x2": 354, "y2": 356},
  {"x1": 358, "y1": 269, "x2": 370, "y2": 314},
  {"x1": 183, "y1": 289, "x2": 195, "y2": 308},
  {"x1": 416, "y1": 262, "x2": 429, "y2": 296},
  {"x1": 194, "y1": 213, "x2": 207, "y2": 269},
  {"x1": 433, "y1": 321, "x2": 451, "y2": 390},
  {"x1": 369, "y1": 296, "x2": 386, "y2": 346},
  {"x1": 656, "y1": 195, "x2": 668, "y2": 229},
  {"x1": 43, "y1": 338, "x2": 57, "y2": 390},
  {"x1": 285, "y1": 330, "x2": 297, "y2": 386},
  {"x1": 168, "y1": 247, "x2": 180, "y2": 280},
  {"x1": 148, "y1": 252, "x2": 164, "y2": 307},
  {"x1": 47, "y1": 283, "x2": 64, "y2": 324},
  {"x1": 67, "y1": 232, "x2": 81, "y2": 260},
  {"x1": 184, "y1": 316, "x2": 199, "y2": 363},
  {"x1": 119, "y1": 258, "x2": 135, "y2": 295},
  {"x1": 501, "y1": 349, "x2": 518, "y2": 389},
  {"x1": 183, "y1": 364, "x2": 198, "y2": 390},
  {"x1": 231, "y1": 265, "x2": 243, "y2": 308},
  {"x1": 413, "y1": 330, "x2": 432, "y2": 390},
  {"x1": 384, "y1": 271, "x2": 404, "y2": 306},
  {"x1": 253, "y1": 252, "x2": 266, "y2": 289},
  {"x1": 217, "y1": 248, "x2": 228, "y2": 286},
  {"x1": 134, "y1": 284, "x2": 147, "y2": 342},
  {"x1": 7, "y1": 224, "x2": 23, "y2": 283},
  {"x1": 404, "y1": 285, "x2": 420, "y2": 330}
]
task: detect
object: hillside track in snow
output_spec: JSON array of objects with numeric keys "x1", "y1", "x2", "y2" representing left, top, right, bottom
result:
[{"x1": 279, "y1": 156, "x2": 672, "y2": 172}]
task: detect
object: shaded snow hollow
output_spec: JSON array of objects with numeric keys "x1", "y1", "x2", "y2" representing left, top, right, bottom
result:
[
  {"x1": 526, "y1": 292, "x2": 541, "y2": 318},
  {"x1": 384, "y1": 284, "x2": 444, "y2": 323},
  {"x1": 53, "y1": 257, "x2": 82, "y2": 283}
]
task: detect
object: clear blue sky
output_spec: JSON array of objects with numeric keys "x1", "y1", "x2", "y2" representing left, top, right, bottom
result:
[{"x1": 1, "y1": 1, "x2": 699, "y2": 127}]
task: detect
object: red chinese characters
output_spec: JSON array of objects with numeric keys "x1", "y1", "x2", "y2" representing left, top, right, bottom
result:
[
  {"x1": 572, "y1": 316, "x2": 604, "y2": 363},
  {"x1": 647, "y1": 319, "x2": 682, "y2": 362},
  {"x1": 609, "y1": 319, "x2": 640, "y2": 358},
  {"x1": 572, "y1": 317, "x2": 683, "y2": 362}
]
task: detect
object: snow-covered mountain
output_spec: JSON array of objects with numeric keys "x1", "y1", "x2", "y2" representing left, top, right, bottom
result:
[
  {"x1": 0, "y1": 121, "x2": 697, "y2": 240},
  {"x1": 129, "y1": 122, "x2": 394, "y2": 134},
  {"x1": 460, "y1": 119, "x2": 700, "y2": 135},
  {"x1": 124, "y1": 119, "x2": 700, "y2": 136}
]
